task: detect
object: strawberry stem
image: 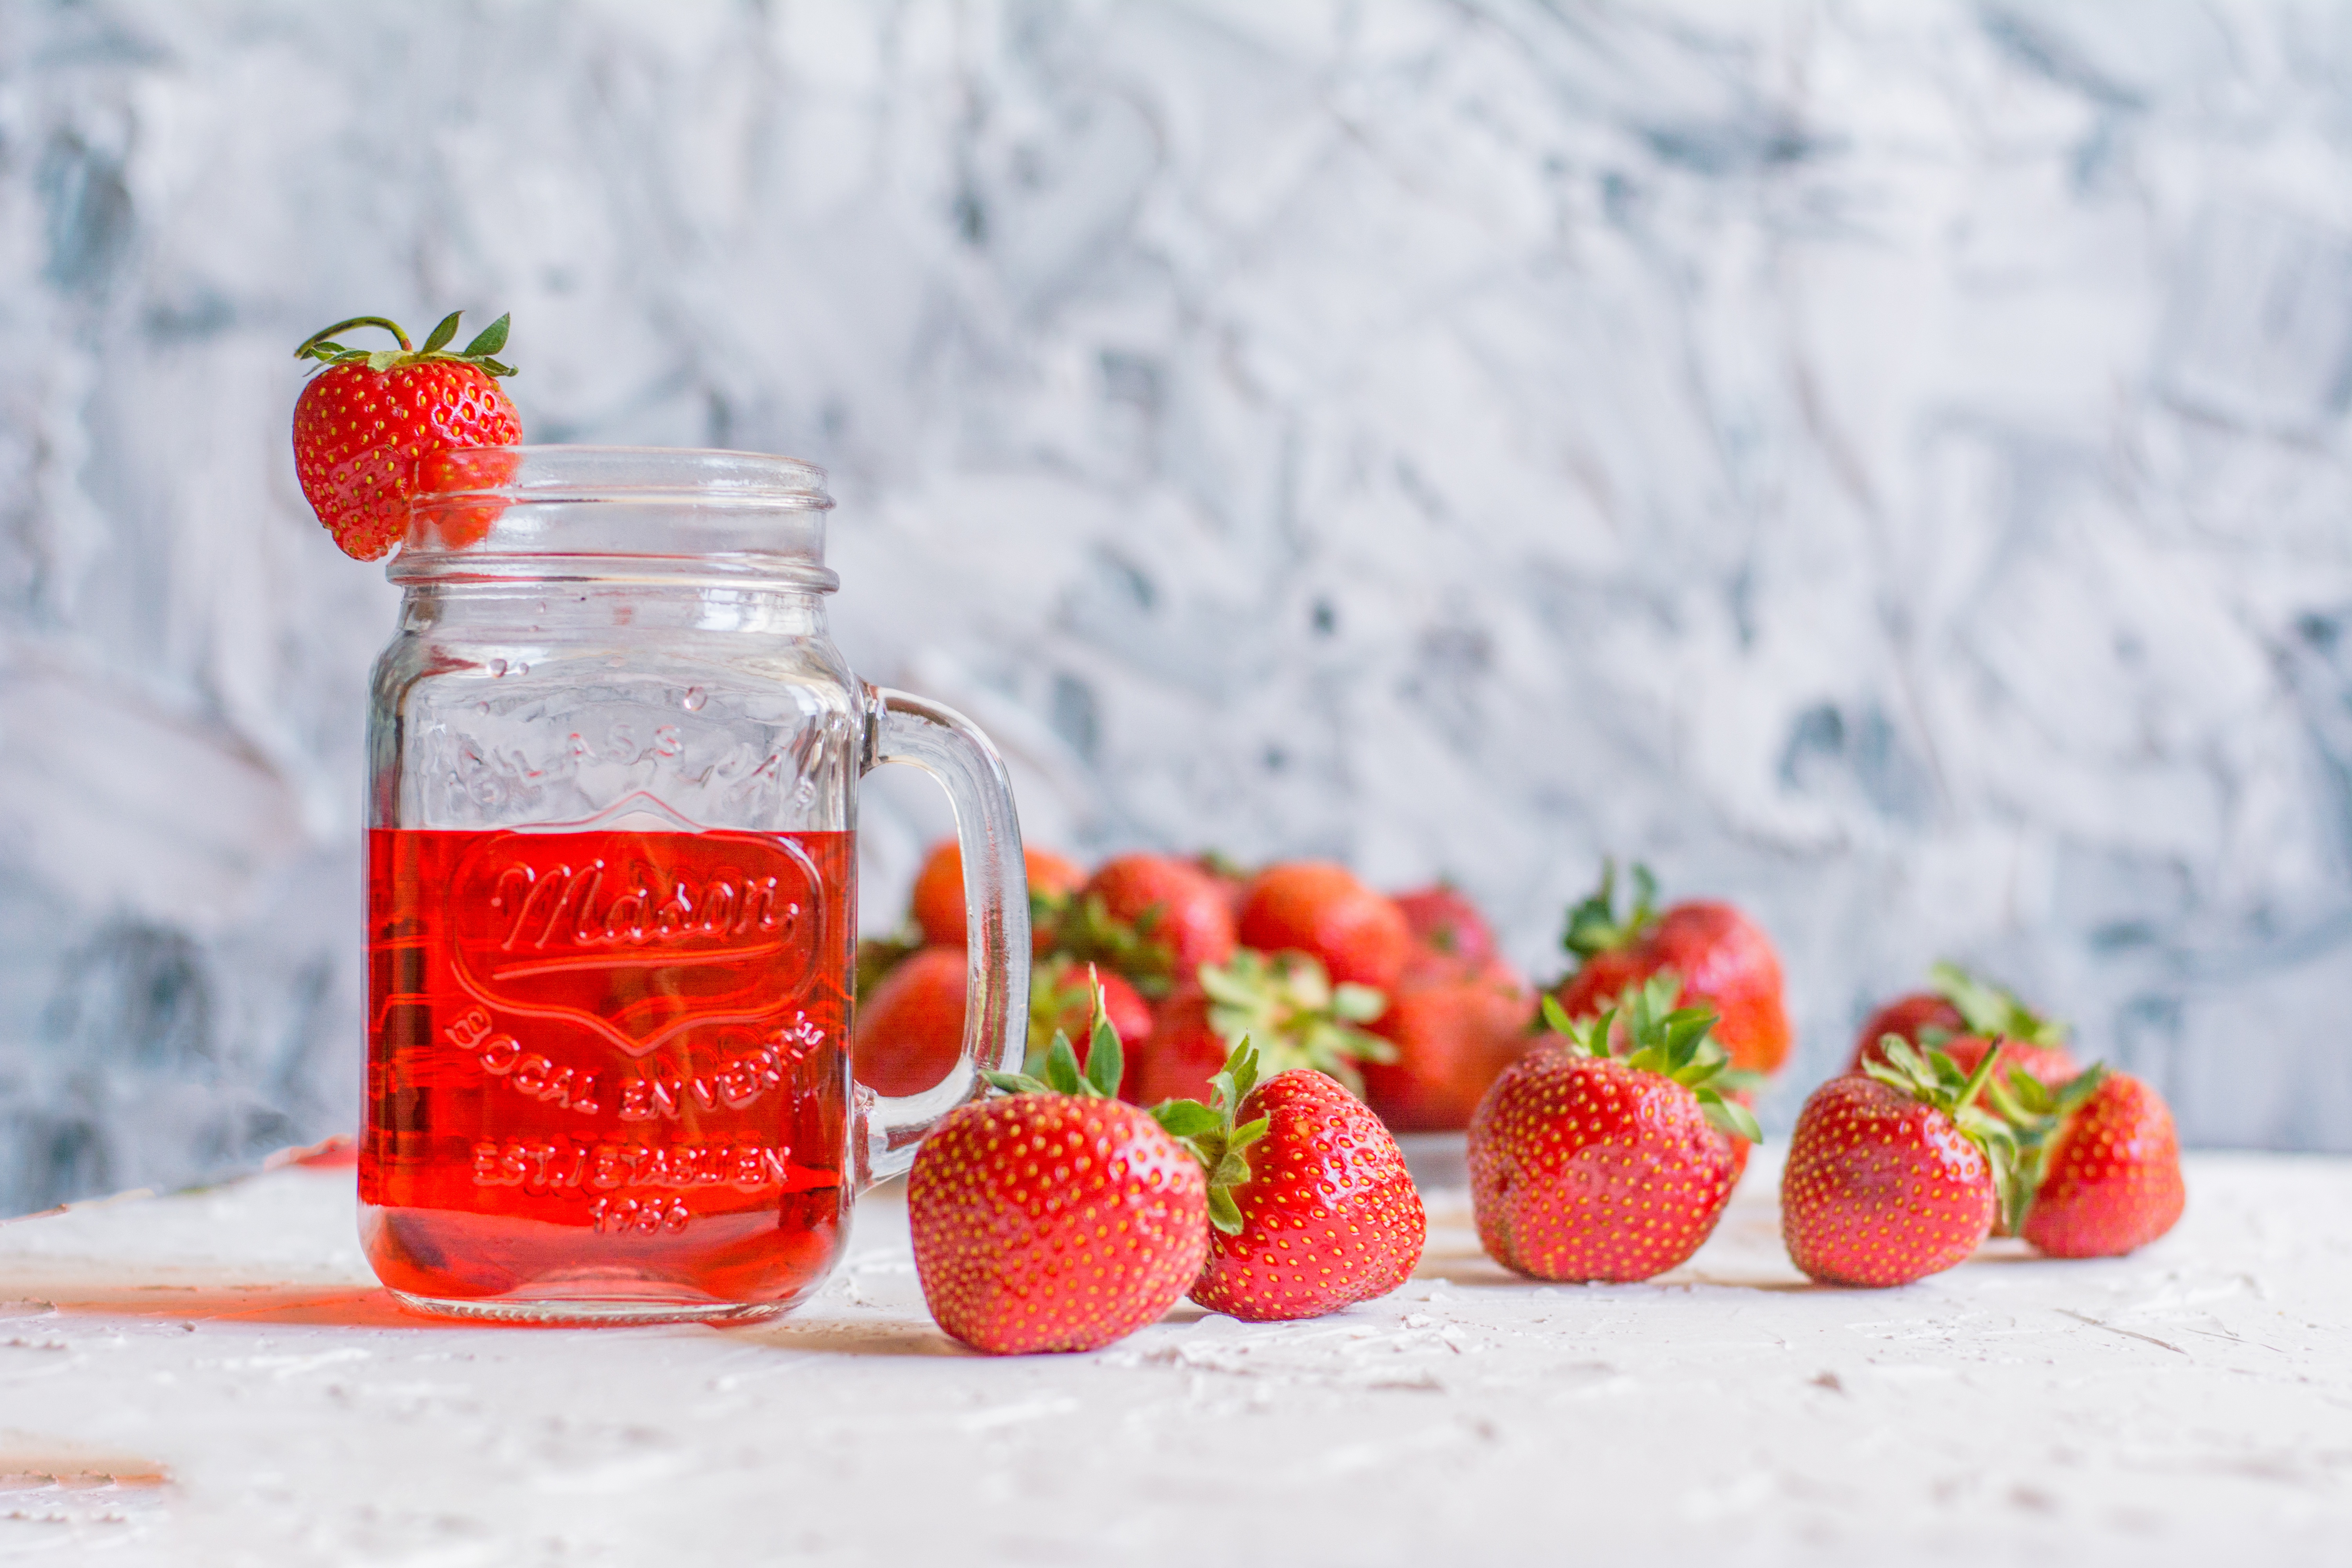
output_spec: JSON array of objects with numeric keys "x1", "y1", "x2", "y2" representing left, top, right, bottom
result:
[
  {"x1": 1952, "y1": 1040, "x2": 2005, "y2": 1114},
  {"x1": 295, "y1": 316, "x2": 412, "y2": 358}
]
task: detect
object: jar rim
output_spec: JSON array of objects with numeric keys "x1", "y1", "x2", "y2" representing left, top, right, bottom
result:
[{"x1": 393, "y1": 445, "x2": 838, "y2": 590}]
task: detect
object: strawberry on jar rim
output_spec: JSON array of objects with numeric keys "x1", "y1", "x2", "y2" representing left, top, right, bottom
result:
[
  {"x1": 1468, "y1": 978, "x2": 1760, "y2": 1283},
  {"x1": 1237, "y1": 861, "x2": 1412, "y2": 992},
  {"x1": 1181, "y1": 1042, "x2": 1426, "y2": 1323},
  {"x1": 1552, "y1": 860, "x2": 1791, "y2": 1076},
  {"x1": 291, "y1": 312, "x2": 521, "y2": 561}
]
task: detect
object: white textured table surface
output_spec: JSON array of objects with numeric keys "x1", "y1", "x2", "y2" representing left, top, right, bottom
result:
[{"x1": 4, "y1": 1153, "x2": 2350, "y2": 1567}]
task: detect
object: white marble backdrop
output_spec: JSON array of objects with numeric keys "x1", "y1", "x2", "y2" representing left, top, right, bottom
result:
[{"x1": 4, "y1": 0, "x2": 2350, "y2": 1210}]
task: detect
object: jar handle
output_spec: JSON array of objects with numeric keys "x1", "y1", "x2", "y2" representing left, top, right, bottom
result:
[{"x1": 853, "y1": 683, "x2": 1030, "y2": 1186}]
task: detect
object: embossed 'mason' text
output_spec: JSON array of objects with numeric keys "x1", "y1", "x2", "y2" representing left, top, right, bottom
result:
[{"x1": 488, "y1": 858, "x2": 795, "y2": 952}]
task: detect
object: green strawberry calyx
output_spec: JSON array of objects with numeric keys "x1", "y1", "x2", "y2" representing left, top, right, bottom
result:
[
  {"x1": 1198, "y1": 949, "x2": 1393, "y2": 1093},
  {"x1": 1561, "y1": 857, "x2": 1661, "y2": 960},
  {"x1": 1034, "y1": 890, "x2": 1176, "y2": 997},
  {"x1": 983, "y1": 975, "x2": 1266, "y2": 1237},
  {"x1": 1537, "y1": 973, "x2": 1762, "y2": 1144},
  {"x1": 1147, "y1": 1038, "x2": 1272, "y2": 1237},
  {"x1": 294, "y1": 311, "x2": 517, "y2": 378},
  {"x1": 1861, "y1": 1034, "x2": 2027, "y2": 1229},
  {"x1": 1984, "y1": 1060, "x2": 2113, "y2": 1231},
  {"x1": 1926, "y1": 961, "x2": 2069, "y2": 1050}
]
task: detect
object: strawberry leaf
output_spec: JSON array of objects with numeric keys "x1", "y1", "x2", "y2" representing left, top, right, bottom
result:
[
  {"x1": 1086, "y1": 1014, "x2": 1123, "y2": 1097},
  {"x1": 1149, "y1": 1100, "x2": 1220, "y2": 1139},
  {"x1": 461, "y1": 312, "x2": 511, "y2": 358},
  {"x1": 1331, "y1": 982, "x2": 1387, "y2": 1024},
  {"x1": 1206, "y1": 1186, "x2": 1245, "y2": 1236},
  {"x1": 421, "y1": 311, "x2": 463, "y2": 354},
  {"x1": 1042, "y1": 1033, "x2": 1084, "y2": 1095},
  {"x1": 1695, "y1": 1086, "x2": 1762, "y2": 1143}
]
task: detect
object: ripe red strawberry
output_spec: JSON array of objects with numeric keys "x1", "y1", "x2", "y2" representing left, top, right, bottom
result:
[
  {"x1": 2001, "y1": 1069, "x2": 2184, "y2": 1258},
  {"x1": 1848, "y1": 963, "x2": 2080, "y2": 1086},
  {"x1": 1468, "y1": 980, "x2": 1759, "y2": 1282},
  {"x1": 909, "y1": 1001, "x2": 1209, "y2": 1355},
  {"x1": 1043, "y1": 853, "x2": 1238, "y2": 994},
  {"x1": 1129, "y1": 949, "x2": 1391, "y2": 1104},
  {"x1": 1781, "y1": 1039, "x2": 2015, "y2": 1287},
  {"x1": 1181, "y1": 1044, "x2": 1426, "y2": 1321},
  {"x1": 851, "y1": 944, "x2": 966, "y2": 1098},
  {"x1": 1553, "y1": 862, "x2": 1791, "y2": 1075},
  {"x1": 291, "y1": 312, "x2": 521, "y2": 560},
  {"x1": 1238, "y1": 862, "x2": 1411, "y2": 991},
  {"x1": 1359, "y1": 954, "x2": 1536, "y2": 1132},
  {"x1": 1391, "y1": 884, "x2": 1499, "y2": 968},
  {"x1": 908, "y1": 838, "x2": 1087, "y2": 951}
]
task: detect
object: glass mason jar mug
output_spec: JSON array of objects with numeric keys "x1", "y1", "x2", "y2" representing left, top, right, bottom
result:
[{"x1": 362, "y1": 446, "x2": 1029, "y2": 1323}]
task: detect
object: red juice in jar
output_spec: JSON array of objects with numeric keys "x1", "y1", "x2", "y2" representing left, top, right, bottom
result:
[{"x1": 360, "y1": 826, "x2": 857, "y2": 1313}]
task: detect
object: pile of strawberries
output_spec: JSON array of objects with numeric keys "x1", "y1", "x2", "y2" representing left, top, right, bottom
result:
[
  {"x1": 875, "y1": 849, "x2": 2189, "y2": 1354},
  {"x1": 857, "y1": 846, "x2": 1550, "y2": 1131}
]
